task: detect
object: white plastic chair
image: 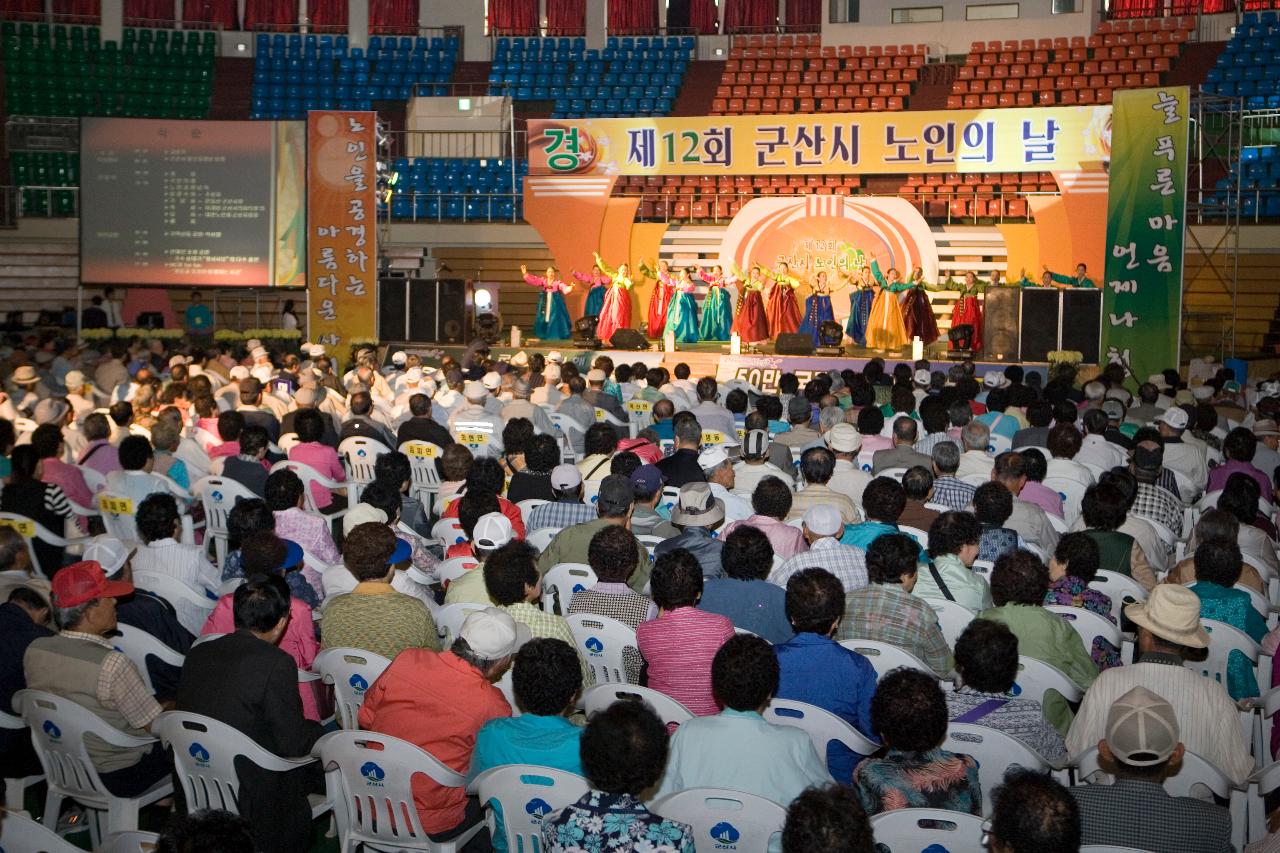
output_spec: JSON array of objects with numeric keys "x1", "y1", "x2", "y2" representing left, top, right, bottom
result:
[
  {"x1": 135, "y1": 572, "x2": 217, "y2": 636},
  {"x1": 544, "y1": 562, "x2": 598, "y2": 615},
  {"x1": 339, "y1": 436, "x2": 392, "y2": 502},
  {"x1": 567, "y1": 613, "x2": 638, "y2": 684},
  {"x1": 1013, "y1": 655, "x2": 1084, "y2": 708},
  {"x1": 1248, "y1": 717, "x2": 1280, "y2": 841},
  {"x1": 472, "y1": 765, "x2": 591, "y2": 853},
  {"x1": 99, "y1": 830, "x2": 162, "y2": 853},
  {"x1": 516, "y1": 498, "x2": 549, "y2": 525},
  {"x1": 192, "y1": 475, "x2": 261, "y2": 568},
  {"x1": 1045, "y1": 604, "x2": 1123, "y2": 653},
  {"x1": 926, "y1": 598, "x2": 978, "y2": 648},
  {"x1": 153, "y1": 711, "x2": 330, "y2": 822},
  {"x1": 1189, "y1": 618, "x2": 1272, "y2": 697},
  {"x1": 314, "y1": 647, "x2": 393, "y2": 731},
  {"x1": 435, "y1": 602, "x2": 488, "y2": 646},
  {"x1": 595, "y1": 406, "x2": 635, "y2": 439},
  {"x1": 451, "y1": 422, "x2": 496, "y2": 456},
  {"x1": 0, "y1": 808, "x2": 83, "y2": 853},
  {"x1": 110, "y1": 624, "x2": 186, "y2": 696},
  {"x1": 1043, "y1": 476, "x2": 1088, "y2": 526},
  {"x1": 838, "y1": 639, "x2": 946, "y2": 680},
  {"x1": 0, "y1": 512, "x2": 91, "y2": 577},
  {"x1": 581, "y1": 683, "x2": 694, "y2": 727},
  {"x1": 15, "y1": 689, "x2": 173, "y2": 847},
  {"x1": 276, "y1": 432, "x2": 301, "y2": 453},
  {"x1": 651, "y1": 788, "x2": 786, "y2": 853},
  {"x1": 897, "y1": 524, "x2": 928, "y2": 549},
  {"x1": 436, "y1": 556, "x2": 480, "y2": 587},
  {"x1": 269, "y1": 460, "x2": 350, "y2": 519},
  {"x1": 400, "y1": 439, "x2": 445, "y2": 505},
  {"x1": 1090, "y1": 569, "x2": 1148, "y2": 623},
  {"x1": 944, "y1": 722, "x2": 1050, "y2": 815},
  {"x1": 96, "y1": 490, "x2": 141, "y2": 545},
  {"x1": 869, "y1": 808, "x2": 986, "y2": 853},
  {"x1": 879, "y1": 467, "x2": 909, "y2": 483},
  {"x1": 581, "y1": 478, "x2": 601, "y2": 507},
  {"x1": 625, "y1": 398, "x2": 654, "y2": 431},
  {"x1": 764, "y1": 698, "x2": 877, "y2": 775},
  {"x1": 77, "y1": 463, "x2": 108, "y2": 495},
  {"x1": 527, "y1": 526, "x2": 558, "y2": 553},
  {"x1": 431, "y1": 516, "x2": 466, "y2": 549},
  {"x1": 548, "y1": 412, "x2": 584, "y2": 464},
  {"x1": 0, "y1": 706, "x2": 43, "y2": 812},
  {"x1": 313, "y1": 729, "x2": 485, "y2": 853}
]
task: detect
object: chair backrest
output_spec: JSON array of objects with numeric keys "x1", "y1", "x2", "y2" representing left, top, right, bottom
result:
[
  {"x1": 838, "y1": 639, "x2": 942, "y2": 680},
  {"x1": 1043, "y1": 476, "x2": 1088, "y2": 526},
  {"x1": 314, "y1": 647, "x2": 393, "y2": 730},
  {"x1": 100, "y1": 830, "x2": 162, "y2": 853},
  {"x1": 880, "y1": 467, "x2": 909, "y2": 483},
  {"x1": 527, "y1": 526, "x2": 558, "y2": 553},
  {"x1": 1090, "y1": 569, "x2": 1147, "y2": 623},
  {"x1": 566, "y1": 613, "x2": 639, "y2": 684},
  {"x1": 925, "y1": 598, "x2": 978, "y2": 648},
  {"x1": 1189, "y1": 617, "x2": 1267, "y2": 692},
  {"x1": 431, "y1": 516, "x2": 466, "y2": 548},
  {"x1": 581, "y1": 683, "x2": 695, "y2": 727},
  {"x1": 435, "y1": 602, "x2": 488, "y2": 646},
  {"x1": 77, "y1": 463, "x2": 108, "y2": 495},
  {"x1": 944, "y1": 722, "x2": 1049, "y2": 815},
  {"x1": 473, "y1": 765, "x2": 591, "y2": 853},
  {"x1": 192, "y1": 476, "x2": 261, "y2": 568},
  {"x1": 1045, "y1": 604, "x2": 1122, "y2": 651},
  {"x1": 436, "y1": 556, "x2": 480, "y2": 586},
  {"x1": 269, "y1": 460, "x2": 342, "y2": 514},
  {"x1": 764, "y1": 698, "x2": 877, "y2": 773},
  {"x1": 548, "y1": 413, "x2": 583, "y2": 462},
  {"x1": 868, "y1": 807, "x2": 986, "y2": 853},
  {"x1": 399, "y1": 439, "x2": 444, "y2": 502},
  {"x1": 111, "y1": 624, "x2": 186, "y2": 695},
  {"x1": 97, "y1": 490, "x2": 140, "y2": 544},
  {"x1": 1013, "y1": 655, "x2": 1083, "y2": 707},
  {"x1": 651, "y1": 788, "x2": 787, "y2": 853},
  {"x1": 137, "y1": 572, "x2": 217, "y2": 625},
  {"x1": 625, "y1": 398, "x2": 654, "y2": 430},
  {"x1": 452, "y1": 422, "x2": 495, "y2": 454},
  {"x1": 581, "y1": 478, "x2": 601, "y2": 507},
  {"x1": 339, "y1": 436, "x2": 391, "y2": 498},
  {"x1": 516, "y1": 498, "x2": 549, "y2": 525},
  {"x1": 0, "y1": 808, "x2": 84, "y2": 853},
  {"x1": 1075, "y1": 745, "x2": 1231, "y2": 800},
  {"x1": 314, "y1": 729, "x2": 464, "y2": 849},
  {"x1": 276, "y1": 432, "x2": 301, "y2": 453},
  {"x1": 544, "y1": 562, "x2": 598, "y2": 615},
  {"x1": 0, "y1": 512, "x2": 71, "y2": 576}
]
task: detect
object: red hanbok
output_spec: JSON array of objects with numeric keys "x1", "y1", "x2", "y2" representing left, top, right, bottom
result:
[
  {"x1": 732, "y1": 282, "x2": 769, "y2": 343},
  {"x1": 765, "y1": 281, "x2": 802, "y2": 338},
  {"x1": 646, "y1": 271, "x2": 673, "y2": 338},
  {"x1": 950, "y1": 290, "x2": 983, "y2": 353}
]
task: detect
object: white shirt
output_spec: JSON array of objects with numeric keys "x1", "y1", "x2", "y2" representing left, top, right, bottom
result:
[
  {"x1": 690, "y1": 401, "x2": 736, "y2": 437},
  {"x1": 131, "y1": 537, "x2": 220, "y2": 635},
  {"x1": 708, "y1": 482, "x2": 752, "y2": 524},
  {"x1": 1045, "y1": 457, "x2": 1096, "y2": 488},
  {"x1": 828, "y1": 458, "x2": 873, "y2": 508},
  {"x1": 956, "y1": 449, "x2": 995, "y2": 482},
  {"x1": 531, "y1": 385, "x2": 564, "y2": 407},
  {"x1": 501, "y1": 398, "x2": 555, "y2": 437},
  {"x1": 1075, "y1": 433, "x2": 1128, "y2": 473},
  {"x1": 1163, "y1": 439, "x2": 1209, "y2": 498},
  {"x1": 732, "y1": 460, "x2": 795, "y2": 497}
]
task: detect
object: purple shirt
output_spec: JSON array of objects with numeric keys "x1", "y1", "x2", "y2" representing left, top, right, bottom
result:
[
  {"x1": 1020, "y1": 480, "x2": 1065, "y2": 519},
  {"x1": 77, "y1": 439, "x2": 120, "y2": 478},
  {"x1": 1208, "y1": 459, "x2": 1274, "y2": 503}
]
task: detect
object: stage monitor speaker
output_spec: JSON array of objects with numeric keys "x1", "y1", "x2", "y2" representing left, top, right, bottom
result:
[
  {"x1": 775, "y1": 333, "x2": 815, "y2": 356},
  {"x1": 982, "y1": 288, "x2": 1020, "y2": 361},
  {"x1": 1061, "y1": 290, "x2": 1102, "y2": 364},
  {"x1": 1020, "y1": 289, "x2": 1061, "y2": 362},
  {"x1": 608, "y1": 328, "x2": 649, "y2": 350},
  {"x1": 378, "y1": 277, "x2": 408, "y2": 340},
  {"x1": 406, "y1": 278, "x2": 469, "y2": 343}
]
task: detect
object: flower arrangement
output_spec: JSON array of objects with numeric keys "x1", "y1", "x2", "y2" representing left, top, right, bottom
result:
[
  {"x1": 243, "y1": 328, "x2": 303, "y2": 340},
  {"x1": 79, "y1": 328, "x2": 114, "y2": 341},
  {"x1": 114, "y1": 327, "x2": 185, "y2": 340},
  {"x1": 1046, "y1": 350, "x2": 1084, "y2": 365},
  {"x1": 213, "y1": 329, "x2": 244, "y2": 341}
]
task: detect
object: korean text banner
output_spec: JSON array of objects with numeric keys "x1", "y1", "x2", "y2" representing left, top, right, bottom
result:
[
  {"x1": 307, "y1": 111, "x2": 377, "y2": 364},
  {"x1": 528, "y1": 106, "x2": 1113, "y2": 177},
  {"x1": 1102, "y1": 87, "x2": 1189, "y2": 383}
]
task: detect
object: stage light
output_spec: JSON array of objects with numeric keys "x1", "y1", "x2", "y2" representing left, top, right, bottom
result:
[{"x1": 475, "y1": 287, "x2": 493, "y2": 311}]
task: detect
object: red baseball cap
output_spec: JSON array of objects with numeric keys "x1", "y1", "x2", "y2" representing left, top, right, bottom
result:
[{"x1": 50, "y1": 561, "x2": 134, "y2": 609}]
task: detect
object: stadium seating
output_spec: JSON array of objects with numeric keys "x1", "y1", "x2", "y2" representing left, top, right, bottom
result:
[
  {"x1": 1203, "y1": 10, "x2": 1280, "y2": 109},
  {"x1": 488, "y1": 36, "x2": 694, "y2": 117},
  {"x1": 946, "y1": 17, "x2": 1192, "y2": 109},
  {"x1": 710, "y1": 34, "x2": 925, "y2": 115},
  {"x1": 386, "y1": 157, "x2": 527, "y2": 222},
  {"x1": 1204, "y1": 145, "x2": 1280, "y2": 220},
  {"x1": 9, "y1": 152, "x2": 79, "y2": 218},
  {"x1": 249, "y1": 32, "x2": 458, "y2": 120},
  {"x1": 1, "y1": 23, "x2": 215, "y2": 118}
]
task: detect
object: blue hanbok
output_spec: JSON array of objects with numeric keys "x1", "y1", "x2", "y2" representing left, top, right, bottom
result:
[
  {"x1": 664, "y1": 288, "x2": 700, "y2": 343},
  {"x1": 798, "y1": 293, "x2": 835, "y2": 346},
  {"x1": 845, "y1": 288, "x2": 875, "y2": 347}
]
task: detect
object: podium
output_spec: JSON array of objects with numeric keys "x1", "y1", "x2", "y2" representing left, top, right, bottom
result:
[{"x1": 982, "y1": 288, "x2": 1102, "y2": 363}]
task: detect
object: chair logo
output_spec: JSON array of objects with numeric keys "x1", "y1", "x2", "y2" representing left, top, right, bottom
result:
[
  {"x1": 357, "y1": 449, "x2": 367, "y2": 457},
  {"x1": 211, "y1": 490, "x2": 223, "y2": 502},
  {"x1": 710, "y1": 822, "x2": 740, "y2": 847},
  {"x1": 41, "y1": 720, "x2": 60, "y2": 740},
  {"x1": 189, "y1": 742, "x2": 211, "y2": 766},
  {"x1": 572, "y1": 584, "x2": 586, "y2": 594},
  {"x1": 348, "y1": 673, "x2": 369, "y2": 694},
  {"x1": 1010, "y1": 681, "x2": 1023, "y2": 696},
  {"x1": 525, "y1": 797, "x2": 553, "y2": 819},
  {"x1": 360, "y1": 761, "x2": 386, "y2": 786},
  {"x1": 584, "y1": 636, "x2": 604, "y2": 655}
]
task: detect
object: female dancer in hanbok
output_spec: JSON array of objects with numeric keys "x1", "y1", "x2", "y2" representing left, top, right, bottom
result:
[
  {"x1": 592, "y1": 252, "x2": 633, "y2": 344},
  {"x1": 950, "y1": 270, "x2": 984, "y2": 353},
  {"x1": 664, "y1": 267, "x2": 700, "y2": 343},
  {"x1": 797, "y1": 269, "x2": 840, "y2": 347},
  {"x1": 571, "y1": 264, "x2": 609, "y2": 318},
  {"x1": 866, "y1": 257, "x2": 909, "y2": 351},
  {"x1": 731, "y1": 263, "x2": 770, "y2": 344},
  {"x1": 899, "y1": 265, "x2": 940, "y2": 346},
  {"x1": 640, "y1": 258, "x2": 674, "y2": 337},
  {"x1": 520, "y1": 264, "x2": 574, "y2": 340},
  {"x1": 843, "y1": 265, "x2": 876, "y2": 347},
  {"x1": 764, "y1": 262, "x2": 803, "y2": 339},
  {"x1": 697, "y1": 264, "x2": 733, "y2": 341}
]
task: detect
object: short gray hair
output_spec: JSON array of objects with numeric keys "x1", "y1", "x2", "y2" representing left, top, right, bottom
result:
[
  {"x1": 962, "y1": 421, "x2": 990, "y2": 451},
  {"x1": 53, "y1": 599, "x2": 95, "y2": 631},
  {"x1": 932, "y1": 441, "x2": 960, "y2": 473},
  {"x1": 512, "y1": 378, "x2": 532, "y2": 399},
  {"x1": 818, "y1": 405, "x2": 844, "y2": 433}
]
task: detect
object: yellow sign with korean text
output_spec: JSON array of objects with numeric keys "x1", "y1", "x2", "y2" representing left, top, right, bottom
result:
[{"x1": 529, "y1": 106, "x2": 1114, "y2": 176}]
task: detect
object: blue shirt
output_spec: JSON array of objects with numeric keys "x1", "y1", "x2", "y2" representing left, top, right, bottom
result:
[
  {"x1": 976, "y1": 410, "x2": 1020, "y2": 443},
  {"x1": 699, "y1": 577, "x2": 793, "y2": 645},
  {"x1": 840, "y1": 521, "x2": 924, "y2": 559},
  {"x1": 471, "y1": 714, "x2": 585, "y2": 853},
  {"x1": 775, "y1": 632, "x2": 878, "y2": 784},
  {"x1": 651, "y1": 420, "x2": 674, "y2": 441}
]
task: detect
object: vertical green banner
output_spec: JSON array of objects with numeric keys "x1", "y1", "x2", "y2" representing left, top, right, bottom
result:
[{"x1": 1102, "y1": 87, "x2": 1190, "y2": 383}]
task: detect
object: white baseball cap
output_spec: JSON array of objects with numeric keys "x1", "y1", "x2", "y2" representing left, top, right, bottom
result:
[
  {"x1": 342, "y1": 504, "x2": 389, "y2": 537},
  {"x1": 307, "y1": 344, "x2": 326, "y2": 358},
  {"x1": 391, "y1": 351, "x2": 407, "y2": 366},
  {"x1": 698, "y1": 446, "x2": 730, "y2": 471},
  {"x1": 551, "y1": 463, "x2": 583, "y2": 490},
  {"x1": 250, "y1": 346, "x2": 268, "y2": 361},
  {"x1": 473, "y1": 512, "x2": 514, "y2": 551},
  {"x1": 586, "y1": 369, "x2": 607, "y2": 383},
  {"x1": 84, "y1": 535, "x2": 131, "y2": 577},
  {"x1": 544, "y1": 364, "x2": 562, "y2": 382},
  {"x1": 803, "y1": 505, "x2": 844, "y2": 538},
  {"x1": 510, "y1": 351, "x2": 529, "y2": 367},
  {"x1": 824, "y1": 423, "x2": 862, "y2": 453},
  {"x1": 481, "y1": 371, "x2": 501, "y2": 391},
  {"x1": 1158, "y1": 407, "x2": 1190, "y2": 430},
  {"x1": 546, "y1": 351, "x2": 565, "y2": 364},
  {"x1": 982, "y1": 372, "x2": 1010, "y2": 389},
  {"x1": 464, "y1": 381, "x2": 489, "y2": 402},
  {"x1": 229, "y1": 365, "x2": 250, "y2": 380},
  {"x1": 458, "y1": 607, "x2": 531, "y2": 659},
  {"x1": 913, "y1": 369, "x2": 931, "y2": 387},
  {"x1": 404, "y1": 367, "x2": 423, "y2": 383}
]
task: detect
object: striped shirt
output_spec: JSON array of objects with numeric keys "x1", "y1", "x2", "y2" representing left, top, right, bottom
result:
[
  {"x1": 932, "y1": 476, "x2": 977, "y2": 512},
  {"x1": 636, "y1": 607, "x2": 735, "y2": 716},
  {"x1": 527, "y1": 500, "x2": 598, "y2": 533},
  {"x1": 132, "y1": 537, "x2": 221, "y2": 636}
]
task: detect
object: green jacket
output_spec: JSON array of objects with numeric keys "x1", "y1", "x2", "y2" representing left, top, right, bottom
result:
[
  {"x1": 980, "y1": 602, "x2": 1100, "y2": 736},
  {"x1": 535, "y1": 517, "x2": 652, "y2": 594},
  {"x1": 1047, "y1": 270, "x2": 1097, "y2": 288}
]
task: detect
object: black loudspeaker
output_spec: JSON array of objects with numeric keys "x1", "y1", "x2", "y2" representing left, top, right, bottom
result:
[
  {"x1": 378, "y1": 276, "x2": 408, "y2": 340},
  {"x1": 406, "y1": 278, "x2": 469, "y2": 343},
  {"x1": 608, "y1": 328, "x2": 649, "y2": 350},
  {"x1": 775, "y1": 333, "x2": 815, "y2": 355},
  {"x1": 1020, "y1": 289, "x2": 1061, "y2": 362},
  {"x1": 982, "y1": 288, "x2": 1020, "y2": 360},
  {"x1": 1061, "y1": 290, "x2": 1102, "y2": 364}
]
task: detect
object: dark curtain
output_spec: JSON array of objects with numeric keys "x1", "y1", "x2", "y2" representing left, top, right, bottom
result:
[
  {"x1": 689, "y1": 0, "x2": 719, "y2": 33},
  {"x1": 52, "y1": 0, "x2": 100, "y2": 22},
  {"x1": 244, "y1": 0, "x2": 298, "y2": 30},
  {"x1": 183, "y1": 0, "x2": 238, "y2": 29},
  {"x1": 785, "y1": 0, "x2": 819, "y2": 30},
  {"x1": 488, "y1": 0, "x2": 538, "y2": 35},
  {"x1": 608, "y1": 0, "x2": 657, "y2": 34},
  {"x1": 547, "y1": 0, "x2": 586, "y2": 34},
  {"x1": 725, "y1": 0, "x2": 778, "y2": 31},
  {"x1": 122, "y1": 0, "x2": 174, "y2": 24},
  {"x1": 307, "y1": 0, "x2": 347, "y2": 28},
  {"x1": 369, "y1": 0, "x2": 418, "y2": 33},
  {"x1": 0, "y1": 0, "x2": 44, "y2": 17}
]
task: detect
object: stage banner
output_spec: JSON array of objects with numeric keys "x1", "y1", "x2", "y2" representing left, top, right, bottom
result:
[
  {"x1": 306, "y1": 111, "x2": 378, "y2": 366},
  {"x1": 1101, "y1": 87, "x2": 1189, "y2": 383},
  {"x1": 529, "y1": 106, "x2": 1113, "y2": 177},
  {"x1": 716, "y1": 353, "x2": 1051, "y2": 394}
]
